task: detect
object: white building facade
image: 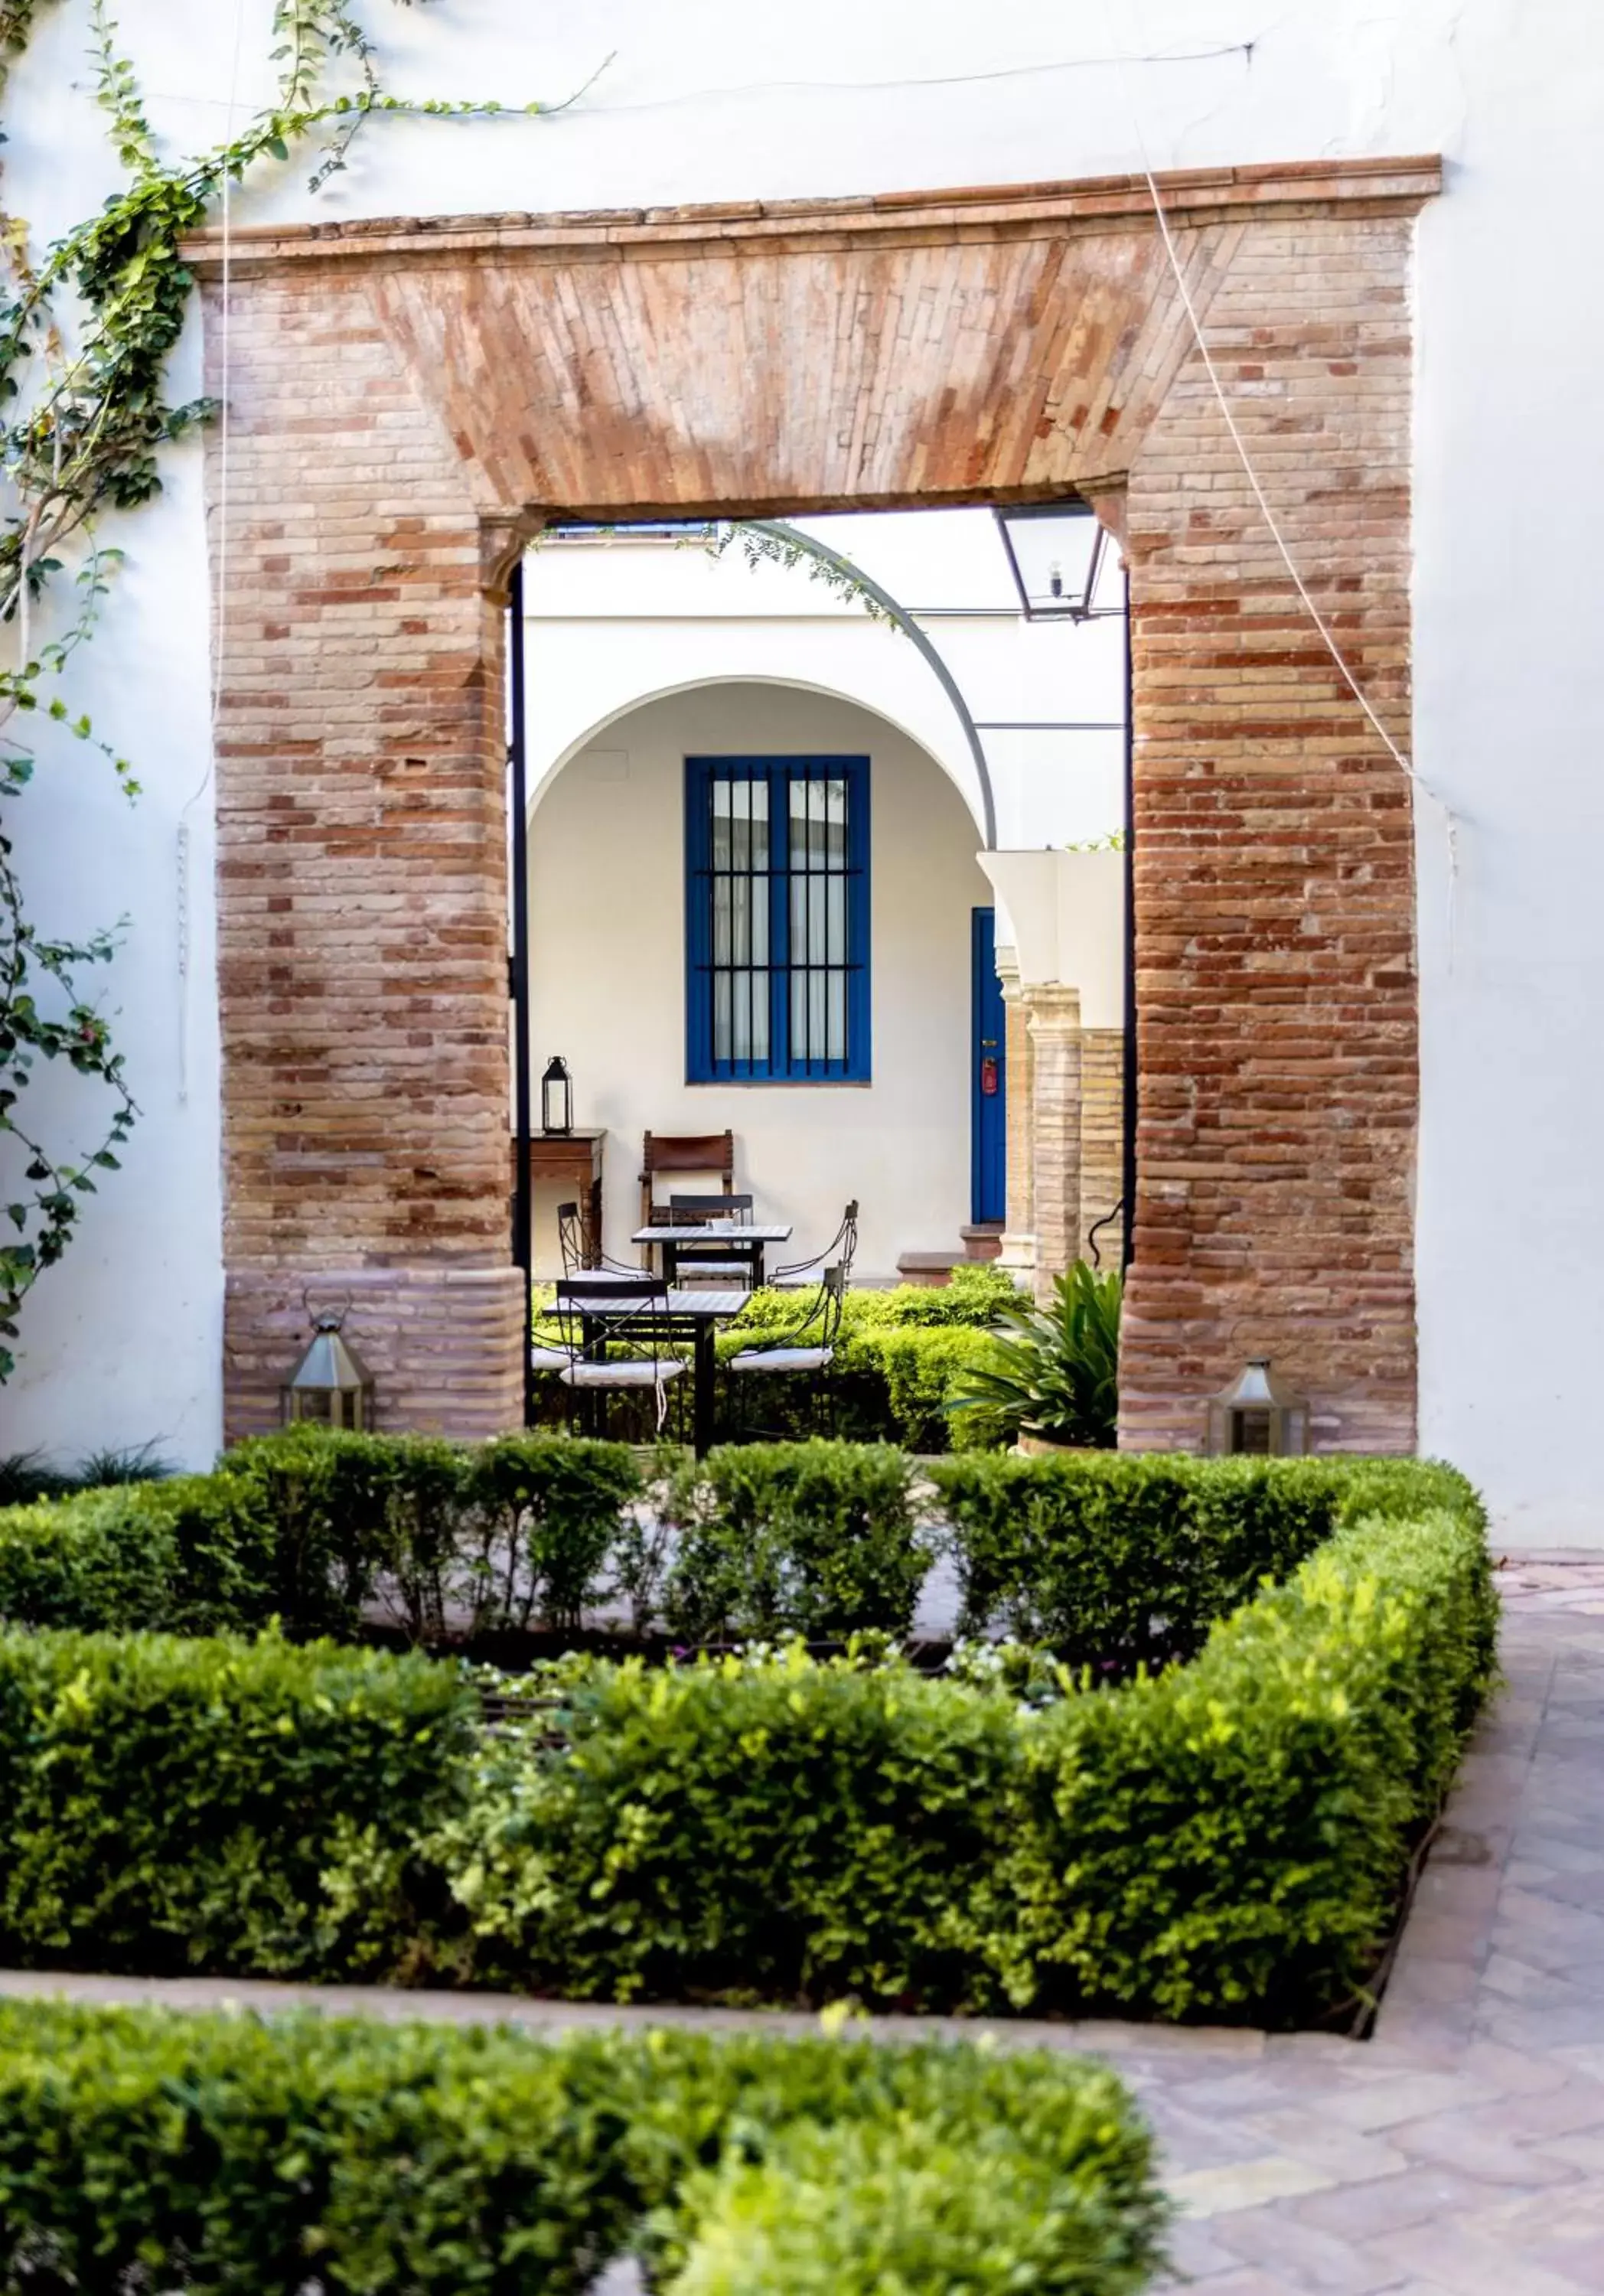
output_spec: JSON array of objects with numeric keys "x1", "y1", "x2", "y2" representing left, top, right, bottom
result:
[{"x1": 1, "y1": 0, "x2": 1599, "y2": 1541}]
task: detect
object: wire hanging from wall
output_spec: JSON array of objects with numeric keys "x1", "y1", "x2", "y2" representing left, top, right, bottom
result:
[
  {"x1": 176, "y1": 0, "x2": 247, "y2": 1107},
  {"x1": 1098, "y1": 0, "x2": 1460, "y2": 964}
]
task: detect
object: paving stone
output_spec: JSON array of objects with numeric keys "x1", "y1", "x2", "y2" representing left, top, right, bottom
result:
[
  {"x1": 1162, "y1": 2272, "x2": 1326, "y2": 2296},
  {"x1": 1240, "y1": 2112, "x2": 1410, "y2": 2183},
  {"x1": 1143, "y1": 2098, "x2": 1298, "y2": 2174},
  {"x1": 1289, "y1": 2167, "x2": 1498, "y2": 2241},
  {"x1": 1213, "y1": 2206, "x2": 1408, "y2": 2293},
  {"x1": 1320, "y1": 2069, "x2": 1499, "y2": 2131},
  {"x1": 1169, "y1": 2156, "x2": 1338, "y2": 2218},
  {"x1": 1455, "y1": 2034, "x2": 1576, "y2": 2093},
  {"x1": 1381, "y1": 2106, "x2": 1583, "y2": 2186},
  {"x1": 1364, "y1": 2223, "x2": 1593, "y2": 2294},
  {"x1": 1157, "y1": 2214, "x2": 1244, "y2": 2280},
  {"x1": 1527, "y1": 2130, "x2": 1604, "y2": 2176},
  {"x1": 1478, "y1": 2002, "x2": 1604, "y2": 2052}
]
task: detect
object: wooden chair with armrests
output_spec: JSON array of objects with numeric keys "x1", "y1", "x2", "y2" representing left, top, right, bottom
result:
[
  {"x1": 639, "y1": 1131, "x2": 737, "y2": 1270},
  {"x1": 640, "y1": 1132, "x2": 735, "y2": 1228}
]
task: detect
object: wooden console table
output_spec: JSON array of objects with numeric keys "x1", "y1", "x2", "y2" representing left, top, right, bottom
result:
[{"x1": 514, "y1": 1128, "x2": 605, "y2": 1267}]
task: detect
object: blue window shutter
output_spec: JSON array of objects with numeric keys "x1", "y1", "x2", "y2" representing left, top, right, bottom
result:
[
  {"x1": 684, "y1": 758, "x2": 713, "y2": 1081},
  {"x1": 685, "y1": 755, "x2": 870, "y2": 1084}
]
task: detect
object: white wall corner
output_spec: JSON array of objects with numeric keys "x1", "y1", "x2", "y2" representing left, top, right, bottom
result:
[{"x1": 978, "y1": 849, "x2": 1125, "y2": 1028}]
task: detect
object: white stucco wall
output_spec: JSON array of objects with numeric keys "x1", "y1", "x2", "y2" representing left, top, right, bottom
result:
[
  {"x1": 6, "y1": 0, "x2": 1602, "y2": 1533},
  {"x1": 0, "y1": 426, "x2": 221, "y2": 1474},
  {"x1": 521, "y1": 517, "x2": 1127, "y2": 852},
  {"x1": 528, "y1": 683, "x2": 992, "y2": 1280}
]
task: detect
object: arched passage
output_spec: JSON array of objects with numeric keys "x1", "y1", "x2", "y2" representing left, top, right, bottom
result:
[
  {"x1": 527, "y1": 678, "x2": 993, "y2": 1280},
  {"x1": 197, "y1": 162, "x2": 1434, "y2": 1453}
]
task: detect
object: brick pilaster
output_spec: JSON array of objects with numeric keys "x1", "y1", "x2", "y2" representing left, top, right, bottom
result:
[
  {"x1": 996, "y1": 960, "x2": 1036, "y2": 1283},
  {"x1": 1080, "y1": 1028, "x2": 1126, "y2": 1271},
  {"x1": 204, "y1": 269, "x2": 523, "y2": 1443},
  {"x1": 1025, "y1": 987, "x2": 1084, "y2": 1303}
]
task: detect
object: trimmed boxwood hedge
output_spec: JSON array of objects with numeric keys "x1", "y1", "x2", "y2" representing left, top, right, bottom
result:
[
  {"x1": 0, "y1": 2000, "x2": 1166, "y2": 2295},
  {"x1": 660, "y1": 1440, "x2": 929, "y2": 1641},
  {"x1": 431, "y1": 1493, "x2": 1494, "y2": 2019},
  {"x1": 0, "y1": 1625, "x2": 475, "y2": 1977},
  {"x1": 0, "y1": 1436, "x2": 1481, "y2": 1667},
  {"x1": 0, "y1": 1452, "x2": 1495, "y2": 2024},
  {"x1": 0, "y1": 1430, "x2": 644, "y2": 1645},
  {"x1": 930, "y1": 1451, "x2": 1478, "y2": 1669}
]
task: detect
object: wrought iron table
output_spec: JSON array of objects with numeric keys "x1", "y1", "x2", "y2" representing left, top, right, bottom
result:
[
  {"x1": 630, "y1": 1221, "x2": 793, "y2": 1289},
  {"x1": 576, "y1": 1285, "x2": 752, "y2": 1456}
]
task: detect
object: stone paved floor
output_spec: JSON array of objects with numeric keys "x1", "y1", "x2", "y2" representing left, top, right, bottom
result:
[
  {"x1": 1123, "y1": 1557, "x2": 1604, "y2": 2293},
  {"x1": 4, "y1": 1561, "x2": 1602, "y2": 2292}
]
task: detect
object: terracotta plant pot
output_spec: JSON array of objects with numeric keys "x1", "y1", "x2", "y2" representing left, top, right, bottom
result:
[{"x1": 1015, "y1": 1422, "x2": 1094, "y2": 1456}]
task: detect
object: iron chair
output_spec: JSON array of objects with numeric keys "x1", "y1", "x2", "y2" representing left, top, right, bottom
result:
[
  {"x1": 771, "y1": 1201, "x2": 859, "y2": 1292},
  {"x1": 553, "y1": 1275, "x2": 686, "y2": 1440},
  {"x1": 725, "y1": 1264, "x2": 846, "y2": 1437},
  {"x1": 556, "y1": 1199, "x2": 648, "y2": 1282},
  {"x1": 667, "y1": 1190, "x2": 755, "y2": 1287},
  {"x1": 530, "y1": 1217, "x2": 588, "y2": 1378}
]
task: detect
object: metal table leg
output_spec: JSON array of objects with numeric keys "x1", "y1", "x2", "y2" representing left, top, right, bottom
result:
[{"x1": 693, "y1": 1316, "x2": 716, "y2": 1456}]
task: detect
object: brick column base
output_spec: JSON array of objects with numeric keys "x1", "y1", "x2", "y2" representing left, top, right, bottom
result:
[
  {"x1": 996, "y1": 968, "x2": 1037, "y2": 1285},
  {"x1": 1025, "y1": 986, "x2": 1084, "y2": 1304},
  {"x1": 224, "y1": 1266, "x2": 525, "y2": 1444}
]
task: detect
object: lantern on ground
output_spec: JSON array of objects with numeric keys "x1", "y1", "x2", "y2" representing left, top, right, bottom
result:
[
  {"x1": 281, "y1": 1299, "x2": 375, "y2": 1430},
  {"x1": 541, "y1": 1055, "x2": 573, "y2": 1135},
  {"x1": 1206, "y1": 1358, "x2": 1309, "y2": 1457}
]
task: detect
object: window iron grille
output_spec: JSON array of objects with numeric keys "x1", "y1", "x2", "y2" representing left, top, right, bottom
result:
[{"x1": 686, "y1": 756, "x2": 869, "y2": 1083}]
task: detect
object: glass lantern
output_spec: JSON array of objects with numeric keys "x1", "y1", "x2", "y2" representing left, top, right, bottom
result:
[
  {"x1": 281, "y1": 1306, "x2": 375, "y2": 1430},
  {"x1": 993, "y1": 501, "x2": 1109, "y2": 620},
  {"x1": 541, "y1": 1055, "x2": 573, "y2": 1136},
  {"x1": 1205, "y1": 1358, "x2": 1309, "y2": 1456}
]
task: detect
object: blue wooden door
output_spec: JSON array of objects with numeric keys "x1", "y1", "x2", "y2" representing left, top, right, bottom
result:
[{"x1": 971, "y1": 907, "x2": 1007, "y2": 1225}]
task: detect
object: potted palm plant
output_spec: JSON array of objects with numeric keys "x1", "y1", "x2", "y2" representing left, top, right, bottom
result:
[{"x1": 946, "y1": 1261, "x2": 1121, "y2": 1451}]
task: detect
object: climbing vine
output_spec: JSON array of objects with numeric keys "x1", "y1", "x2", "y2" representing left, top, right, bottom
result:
[
  {"x1": 710, "y1": 520, "x2": 894, "y2": 625},
  {"x1": 0, "y1": 0, "x2": 582, "y2": 1377}
]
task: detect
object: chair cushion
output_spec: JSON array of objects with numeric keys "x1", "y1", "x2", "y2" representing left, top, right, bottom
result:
[
  {"x1": 529, "y1": 1345, "x2": 572, "y2": 1371},
  {"x1": 729, "y1": 1346, "x2": 835, "y2": 1374},
  {"x1": 559, "y1": 1360, "x2": 686, "y2": 1389}
]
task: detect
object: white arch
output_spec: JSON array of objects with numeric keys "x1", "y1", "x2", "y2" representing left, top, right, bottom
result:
[{"x1": 523, "y1": 670, "x2": 989, "y2": 843}]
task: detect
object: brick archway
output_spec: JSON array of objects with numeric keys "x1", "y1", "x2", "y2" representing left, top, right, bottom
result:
[{"x1": 194, "y1": 156, "x2": 1436, "y2": 1451}]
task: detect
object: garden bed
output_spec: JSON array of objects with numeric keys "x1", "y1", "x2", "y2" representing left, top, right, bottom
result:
[
  {"x1": 525, "y1": 1266, "x2": 1022, "y2": 1453},
  {"x1": 0, "y1": 1439, "x2": 1495, "y2": 2028}
]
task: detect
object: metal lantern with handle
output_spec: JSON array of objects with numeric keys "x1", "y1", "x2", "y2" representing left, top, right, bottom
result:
[
  {"x1": 281, "y1": 1296, "x2": 375, "y2": 1430},
  {"x1": 993, "y1": 500, "x2": 1113, "y2": 621},
  {"x1": 541, "y1": 1055, "x2": 573, "y2": 1136},
  {"x1": 1205, "y1": 1357, "x2": 1309, "y2": 1456}
]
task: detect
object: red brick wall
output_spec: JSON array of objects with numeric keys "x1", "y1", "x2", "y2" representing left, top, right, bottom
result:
[
  {"x1": 206, "y1": 270, "x2": 522, "y2": 1437},
  {"x1": 1121, "y1": 213, "x2": 1417, "y2": 1451},
  {"x1": 194, "y1": 163, "x2": 1433, "y2": 1450}
]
